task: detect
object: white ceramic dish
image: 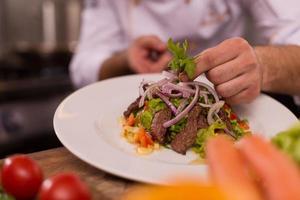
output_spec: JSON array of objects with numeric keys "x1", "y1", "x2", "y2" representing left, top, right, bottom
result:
[{"x1": 53, "y1": 74, "x2": 298, "y2": 185}]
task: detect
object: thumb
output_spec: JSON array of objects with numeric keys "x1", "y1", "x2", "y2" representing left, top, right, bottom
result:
[{"x1": 193, "y1": 49, "x2": 213, "y2": 79}]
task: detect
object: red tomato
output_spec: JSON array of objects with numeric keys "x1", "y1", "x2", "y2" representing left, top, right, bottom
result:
[
  {"x1": 136, "y1": 128, "x2": 153, "y2": 148},
  {"x1": 39, "y1": 173, "x2": 91, "y2": 200},
  {"x1": 230, "y1": 113, "x2": 237, "y2": 120},
  {"x1": 1, "y1": 155, "x2": 43, "y2": 200}
]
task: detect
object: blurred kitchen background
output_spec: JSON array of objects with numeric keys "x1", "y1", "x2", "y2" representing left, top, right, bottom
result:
[{"x1": 0, "y1": 0, "x2": 82, "y2": 157}]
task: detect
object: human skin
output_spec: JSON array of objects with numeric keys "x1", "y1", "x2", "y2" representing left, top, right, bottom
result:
[
  {"x1": 99, "y1": 36, "x2": 300, "y2": 105},
  {"x1": 194, "y1": 37, "x2": 300, "y2": 104},
  {"x1": 99, "y1": 35, "x2": 171, "y2": 80}
]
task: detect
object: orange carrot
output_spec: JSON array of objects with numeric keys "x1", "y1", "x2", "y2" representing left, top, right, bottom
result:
[
  {"x1": 206, "y1": 135, "x2": 262, "y2": 200},
  {"x1": 238, "y1": 135, "x2": 300, "y2": 200},
  {"x1": 126, "y1": 113, "x2": 135, "y2": 126}
]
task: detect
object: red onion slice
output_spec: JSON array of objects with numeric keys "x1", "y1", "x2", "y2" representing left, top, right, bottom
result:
[
  {"x1": 162, "y1": 83, "x2": 194, "y2": 98},
  {"x1": 184, "y1": 81, "x2": 219, "y2": 103},
  {"x1": 139, "y1": 79, "x2": 155, "y2": 96},
  {"x1": 164, "y1": 92, "x2": 182, "y2": 98},
  {"x1": 198, "y1": 103, "x2": 212, "y2": 108},
  {"x1": 207, "y1": 101, "x2": 225, "y2": 125},
  {"x1": 163, "y1": 85, "x2": 200, "y2": 128},
  {"x1": 156, "y1": 92, "x2": 177, "y2": 115},
  {"x1": 139, "y1": 78, "x2": 169, "y2": 108},
  {"x1": 162, "y1": 70, "x2": 177, "y2": 80},
  {"x1": 175, "y1": 99, "x2": 189, "y2": 115}
]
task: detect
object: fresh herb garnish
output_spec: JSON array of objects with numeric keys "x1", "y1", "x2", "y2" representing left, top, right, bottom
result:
[{"x1": 167, "y1": 38, "x2": 196, "y2": 79}]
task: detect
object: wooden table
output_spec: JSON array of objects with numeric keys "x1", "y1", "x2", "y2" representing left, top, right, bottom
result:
[{"x1": 1, "y1": 148, "x2": 138, "y2": 200}]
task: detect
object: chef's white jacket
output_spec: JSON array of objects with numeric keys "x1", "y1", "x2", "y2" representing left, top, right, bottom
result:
[{"x1": 70, "y1": 0, "x2": 300, "y2": 88}]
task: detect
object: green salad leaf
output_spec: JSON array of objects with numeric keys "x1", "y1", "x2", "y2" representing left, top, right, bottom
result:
[
  {"x1": 140, "y1": 110, "x2": 153, "y2": 130},
  {"x1": 167, "y1": 38, "x2": 196, "y2": 79},
  {"x1": 165, "y1": 118, "x2": 187, "y2": 144},
  {"x1": 272, "y1": 123, "x2": 300, "y2": 165},
  {"x1": 169, "y1": 118, "x2": 187, "y2": 133},
  {"x1": 192, "y1": 120, "x2": 226, "y2": 158},
  {"x1": 231, "y1": 120, "x2": 246, "y2": 138},
  {"x1": 148, "y1": 98, "x2": 166, "y2": 113},
  {"x1": 171, "y1": 98, "x2": 182, "y2": 108}
]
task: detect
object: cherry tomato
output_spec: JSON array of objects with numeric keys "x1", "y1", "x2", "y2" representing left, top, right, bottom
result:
[
  {"x1": 1, "y1": 155, "x2": 43, "y2": 200},
  {"x1": 39, "y1": 173, "x2": 91, "y2": 200}
]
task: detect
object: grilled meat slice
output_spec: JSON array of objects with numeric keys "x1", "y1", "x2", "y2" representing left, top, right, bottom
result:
[
  {"x1": 151, "y1": 108, "x2": 172, "y2": 144},
  {"x1": 123, "y1": 96, "x2": 141, "y2": 118},
  {"x1": 171, "y1": 105, "x2": 201, "y2": 154},
  {"x1": 197, "y1": 108, "x2": 209, "y2": 129},
  {"x1": 218, "y1": 107, "x2": 234, "y2": 132}
]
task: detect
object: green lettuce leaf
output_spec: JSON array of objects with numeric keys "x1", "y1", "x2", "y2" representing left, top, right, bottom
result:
[
  {"x1": 192, "y1": 120, "x2": 226, "y2": 158},
  {"x1": 148, "y1": 98, "x2": 166, "y2": 113},
  {"x1": 272, "y1": 123, "x2": 300, "y2": 165},
  {"x1": 171, "y1": 98, "x2": 182, "y2": 108},
  {"x1": 140, "y1": 110, "x2": 153, "y2": 130}
]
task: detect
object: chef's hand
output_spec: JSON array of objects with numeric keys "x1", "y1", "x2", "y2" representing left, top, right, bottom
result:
[
  {"x1": 128, "y1": 35, "x2": 172, "y2": 73},
  {"x1": 195, "y1": 37, "x2": 262, "y2": 105}
]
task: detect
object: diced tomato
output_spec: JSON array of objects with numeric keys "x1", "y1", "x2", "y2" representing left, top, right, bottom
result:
[
  {"x1": 230, "y1": 113, "x2": 237, "y2": 120},
  {"x1": 239, "y1": 121, "x2": 249, "y2": 130},
  {"x1": 136, "y1": 127, "x2": 154, "y2": 148},
  {"x1": 126, "y1": 113, "x2": 135, "y2": 126}
]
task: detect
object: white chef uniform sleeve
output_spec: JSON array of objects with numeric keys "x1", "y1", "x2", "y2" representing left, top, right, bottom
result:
[
  {"x1": 70, "y1": 0, "x2": 125, "y2": 87},
  {"x1": 244, "y1": 0, "x2": 300, "y2": 45}
]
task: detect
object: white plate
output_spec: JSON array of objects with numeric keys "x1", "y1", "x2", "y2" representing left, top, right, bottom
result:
[{"x1": 53, "y1": 74, "x2": 298, "y2": 185}]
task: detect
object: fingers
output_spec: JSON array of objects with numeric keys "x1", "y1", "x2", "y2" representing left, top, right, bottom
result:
[
  {"x1": 194, "y1": 37, "x2": 261, "y2": 104},
  {"x1": 129, "y1": 35, "x2": 169, "y2": 73},
  {"x1": 149, "y1": 52, "x2": 172, "y2": 72},
  {"x1": 137, "y1": 35, "x2": 166, "y2": 52},
  {"x1": 195, "y1": 38, "x2": 248, "y2": 76},
  {"x1": 225, "y1": 84, "x2": 260, "y2": 105},
  {"x1": 206, "y1": 53, "x2": 255, "y2": 85},
  {"x1": 238, "y1": 135, "x2": 300, "y2": 200},
  {"x1": 206, "y1": 135, "x2": 262, "y2": 200},
  {"x1": 213, "y1": 70, "x2": 260, "y2": 104}
]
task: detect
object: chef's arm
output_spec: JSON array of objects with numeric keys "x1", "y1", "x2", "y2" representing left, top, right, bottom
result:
[
  {"x1": 99, "y1": 51, "x2": 132, "y2": 80},
  {"x1": 255, "y1": 45, "x2": 300, "y2": 95},
  {"x1": 99, "y1": 35, "x2": 171, "y2": 80}
]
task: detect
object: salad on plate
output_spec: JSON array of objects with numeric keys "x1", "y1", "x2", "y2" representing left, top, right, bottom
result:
[{"x1": 121, "y1": 39, "x2": 250, "y2": 157}]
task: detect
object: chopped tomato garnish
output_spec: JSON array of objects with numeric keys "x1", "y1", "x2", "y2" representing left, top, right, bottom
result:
[
  {"x1": 136, "y1": 127, "x2": 154, "y2": 148},
  {"x1": 126, "y1": 113, "x2": 135, "y2": 126},
  {"x1": 230, "y1": 113, "x2": 237, "y2": 120},
  {"x1": 239, "y1": 121, "x2": 249, "y2": 130}
]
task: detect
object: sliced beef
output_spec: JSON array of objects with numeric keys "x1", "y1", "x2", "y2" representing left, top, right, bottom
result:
[
  {"x1": 150, "y1": 108, "x2": 172, "y2": 144},
  {"x1": 123, "y1": 96, "x2": 141, "y2": 118},
  {"x1": 218, "y1": 107, "x2": 234, "y2": 132},
  {"x1": 171, "y1": 105, "x2": 201, "y2": 154},
  {"x1": 197, "y1": 108, "x2": 208, "y2": 129}
]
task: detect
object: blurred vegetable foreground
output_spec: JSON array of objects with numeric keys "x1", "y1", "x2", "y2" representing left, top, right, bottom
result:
[
  {"x1": 272, "y1": 123, "x2": 300, "y2": 165},
  {"x1": 124, "y1": 133, "x2": 300, "y2": 200}
]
